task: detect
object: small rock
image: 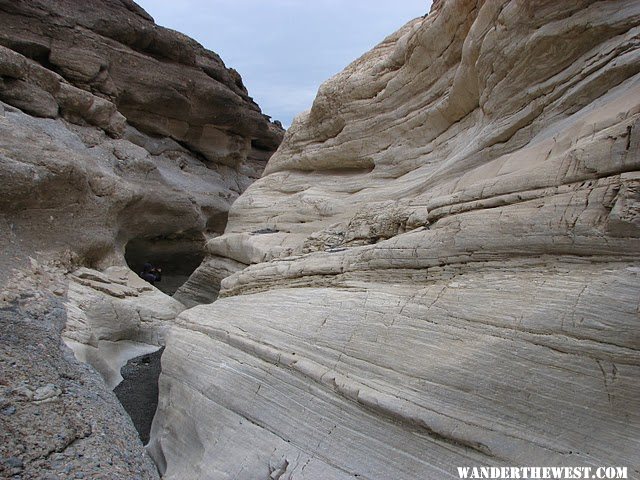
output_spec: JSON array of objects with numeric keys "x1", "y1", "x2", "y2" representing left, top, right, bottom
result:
[
  {"x1": 72, "y1": 268, "x2": 110, "y2": 284},
  {"x1": 33, "y1": 384, "x2": 62, "y2": 402},
  {"x1": 4, "y1": 456, "x2": 24, "y2": 469},
  {"x1": 1, "y1": 405, "x2": 16, "y2": 416},
  {"x1": 251, "y1": 227, "x2": 279, "y2": 235},
  {"x1": 12, "y1": 385, "x2": 34, "y2": 400},
  {"x1": 29, "y1": 257, "x2": 42, "y2": 274}
]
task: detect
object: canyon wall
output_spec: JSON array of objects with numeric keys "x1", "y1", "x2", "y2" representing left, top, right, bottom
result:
[
  {"x1": 0, "y1": 1, "x2": 282, "y2": 478},
  {"x1": 0, "y1": 0, "x2": 283, "y2": 272},
  {"x1": 149, "y1": 0, "x2": 640, "y2": 478}
]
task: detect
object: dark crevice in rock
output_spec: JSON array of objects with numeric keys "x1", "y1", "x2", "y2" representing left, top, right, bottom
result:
[
  {"x1": 124, "y1": 230, "x2": 206, "y2": 295},
  {"x1": 0, "y1": 39, "x2": 55, "y2": 71},
  {"x1": 206, "y1": 211, "x2": 229, "y2": 235},
  {"x1": 251, "y1": 137, "x2": 277, "y2": 151},
  {"x1": 113, "y1": 347, "x2": 164, "y2": 445}
]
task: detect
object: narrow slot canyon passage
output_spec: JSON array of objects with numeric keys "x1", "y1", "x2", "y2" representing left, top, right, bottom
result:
[
  {"x1": 120, "y1": 231, "x2": 210, "y2": 443},
  {"x1": 124, "y1": 231, "x2": 206, "y2": 295},
  {"x1": 113, "y1": 347, "x2": 164, "y2": 444}
]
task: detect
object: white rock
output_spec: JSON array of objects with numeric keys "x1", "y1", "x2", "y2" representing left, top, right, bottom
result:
[
  {"x1": 33, "y1": 384, "x2": 62, "y2": 402},
  {"x1": 149, "y1": 1, "x2": 640, "y2": 478},
  {"x1": 63, "y1": 267, "x2": 185, "y2": 389}
]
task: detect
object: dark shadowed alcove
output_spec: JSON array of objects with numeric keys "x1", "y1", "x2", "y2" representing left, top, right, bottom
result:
[{"x1": 124, "y1": 230, "x2": 206, "y2": 295}]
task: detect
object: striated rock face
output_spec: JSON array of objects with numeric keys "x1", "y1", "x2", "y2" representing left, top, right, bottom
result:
[
  {"x1": 0, "y1": 0, "x2": 282, "y2": 165},
  {"x1": 0, "y1": 0, "x2": 283, "y2": 271},
  {"x1": 63, "y1": 266, "x2": 184, "y2": 390},
  {"x1": 150, "y1": 0, "x2": 640, "y2": 478},
  {"x1": 0, "y1": 0, "x2": 283, "y2": 363},
  {"x1": 0, "y1": 0, "x2": 283, "y2": 477}
]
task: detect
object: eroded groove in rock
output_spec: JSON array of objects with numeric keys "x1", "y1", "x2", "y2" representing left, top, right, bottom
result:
[{"x1": 149, "y1": 1, "x2": 640, "y2": 479}]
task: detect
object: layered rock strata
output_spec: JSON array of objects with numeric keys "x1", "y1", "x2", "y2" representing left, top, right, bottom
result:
[
  {"x1": 149, "y1": 1, "x2": 640, "y2": 478},
  {"x1": 0, "y1": 0, "x2": 283, "y2": 272},
  {"x1": 63, "y1": 266, "x2": 184, "y2": 389},
  {"x1": 0, "y1": 0, "x2": 283, "y2": 365},
  {"x1": 0, "y1": 0, "x2": 283, "y2": 477}
]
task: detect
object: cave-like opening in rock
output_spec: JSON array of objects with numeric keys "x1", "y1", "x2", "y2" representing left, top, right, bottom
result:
[
  {"x1": 124, "y1": 230, "x2": 206, "y2": 295},
  {"x1": 113, "y1": 347, "x2": 164, "y2": 445}
]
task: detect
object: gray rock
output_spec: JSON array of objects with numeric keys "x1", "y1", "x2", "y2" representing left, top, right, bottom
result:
[
  {"x1": 32, "y1": 384, "x2": 62, "y2": 402},
  {"x1": 1, "y1": 405, "x2": 16, "y2": 416},
  {"x1": 4, "y1": 456, "x2": 23, "y2": 468},
  {"x1": 11, "y1": 385, "x2": 33, "y2": 400},
  {"x1": 0, "y1": 293, "x2": 160, "y2": 479}
]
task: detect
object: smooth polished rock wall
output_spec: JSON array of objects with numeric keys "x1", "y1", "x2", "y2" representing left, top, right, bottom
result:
[{"x1": 150, "y1": 0, "x2": 640, "y2": 478}]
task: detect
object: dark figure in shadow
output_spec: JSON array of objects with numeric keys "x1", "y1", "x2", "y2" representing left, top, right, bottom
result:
[{"x1": 140, "y1": 262, "x2": 162, "y2": 285}]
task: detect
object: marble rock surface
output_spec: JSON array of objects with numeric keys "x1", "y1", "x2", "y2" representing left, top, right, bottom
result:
[
  {"x1": 149, "y1": 0, "x2": 640, "y2": 478},
  {"x1": 63, "y1": 266, "x2": 185, "y2": 390}
]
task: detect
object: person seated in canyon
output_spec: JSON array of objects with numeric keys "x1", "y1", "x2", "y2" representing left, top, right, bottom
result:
[{"x1": 140, "y1": 262, "x2": 162, "y2": 285}]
